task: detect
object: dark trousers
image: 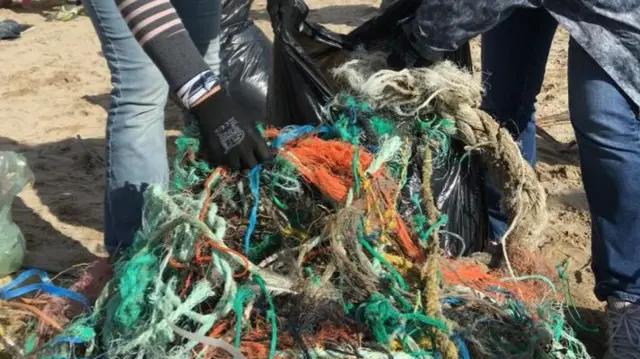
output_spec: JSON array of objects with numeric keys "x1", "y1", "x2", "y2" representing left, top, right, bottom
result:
[{"x1": 482, "y1": 9, "x2": 640, "y2": 303}]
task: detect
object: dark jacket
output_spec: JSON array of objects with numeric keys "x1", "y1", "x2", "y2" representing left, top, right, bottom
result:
[{"x1": 409, "y1": 0, "x2": 640, "y2": 109}]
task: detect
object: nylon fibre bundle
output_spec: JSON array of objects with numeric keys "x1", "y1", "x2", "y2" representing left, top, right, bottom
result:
[{"x1": 25, "y1": 59, "x2": 592, "y2": 359}]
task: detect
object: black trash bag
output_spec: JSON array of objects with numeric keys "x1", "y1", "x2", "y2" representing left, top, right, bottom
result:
[
  {"x1": 399, "y1": 141, "x2": 488, "y2": 256},
  {"x1": 266, "y1": 0, "x2": 488, "y2": 256},
  {"x1": 219, "y1": 0, "x2": 272, "y2": 122}
]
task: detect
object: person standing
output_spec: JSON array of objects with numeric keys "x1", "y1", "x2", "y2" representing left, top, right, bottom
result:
[
  {"x1": 38, "y1": 0, "x2": 271, "y2": 334},
  {"x1": 84, "y1": 0, "x2": 269, "y2": 256},
  {"x1": 387, "y1": 1, "x2": 640, "y2": 357}
]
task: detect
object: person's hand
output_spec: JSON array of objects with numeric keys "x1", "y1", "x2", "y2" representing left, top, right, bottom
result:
[
  {"x1": 387, "y1": 25, "x2": 443, "y2": 70},
  {"x1": 191, "y1": 89, "x2": 270, "y2": 170}
]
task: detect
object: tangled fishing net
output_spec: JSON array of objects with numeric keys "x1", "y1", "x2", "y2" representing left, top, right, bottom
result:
[{"x1": 25, "y1": 57, "x2": 591, "y2": 359}]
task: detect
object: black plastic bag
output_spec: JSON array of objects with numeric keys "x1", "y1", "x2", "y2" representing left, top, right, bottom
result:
[
  {"x1": 266, "y1": 0, "x2": 488, "y2": 256},
  {"x1": 400, "y1": 141, "x2": 488, "y2": 256},
  {"x1": 219, "y1": 0, "x2": 272, "y2": 121}
]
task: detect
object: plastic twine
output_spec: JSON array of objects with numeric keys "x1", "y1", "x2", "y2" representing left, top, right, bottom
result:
[
  {"x1": 271, "y1": 125, "x2": 316, "y2": 149},
  {"x1": 356, "y1": 293, "x2": 404, "y2": 343},
  {"x1": 168, "y1": 321, "x2": 246, "y2": 359},
  {"x1": 357, "y1": 223, "x2": 408, "y2": 290},
  {"x1": 356, "y1": 293, "x2": 448, "y2": 345},
  {"x1": 243, "y1": 165, "x2": 262, "y2": 254},
  {"x1": 0, "y1": 268, "x2": 88, "y2": 307},
  {"x1": 451, "y1": 335, "x2": 470, "y2": 359},
  {"x1": 424, "y1": 214, "x2": 448, "y2": 242},
  {"x1": 47, "y1": 335, "x2": 86, "y2": 347},
  {"x1": 233, "y1": 286, "x2": 254, "y2": 348},
  {"x1": 253, "y1": 274, "x2": 277, "y2": 359},
  {"x1": 556, "y1": 260, "x2": 599, "y2": 334},
  {"x1": 366, "y1": 135, "x2": 402, "y2": 175}
]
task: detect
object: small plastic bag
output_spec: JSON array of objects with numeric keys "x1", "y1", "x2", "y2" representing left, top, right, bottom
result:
[{"x1": 0, "y1": 151, "x2": 34, "y2": 277}]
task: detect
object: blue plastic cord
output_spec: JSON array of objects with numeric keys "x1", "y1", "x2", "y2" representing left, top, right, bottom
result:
[
  {"x1": 452, "y1": 334, "x2": 471, "y2": 359},
  {"x1": 441, "y1": 297, "x2": 465, "y2": 305},
  {"x1": 271, "y1": 124, "x2": 334, "y2": 151},
  {"x1": 271, "y1": 124, "x2": 332, "y2": 150},
  {"x1": 0, "y1": 268, "x2": 88, "y2": 307},
  {"x1": 243, "y1": 164, "x2": 262, "y2": 253},
  {"x1": 48, "y1": 335, "x2": 86, "y2": 346},
  {"x1": 271, "y1": 125, "x2": 316, "y2": 149}
]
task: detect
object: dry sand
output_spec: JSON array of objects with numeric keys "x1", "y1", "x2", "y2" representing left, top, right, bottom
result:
[{"x1": 0, "y1": 0, "x2": 603, "y2": 355}]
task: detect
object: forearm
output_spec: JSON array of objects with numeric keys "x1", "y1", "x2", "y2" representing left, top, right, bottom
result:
[
  {"x1": 410, "y1": 0, "x2": 536, "y2": 56},
  {"x1": 115, "y1": 0, "x2": 219, "y2": 108}
]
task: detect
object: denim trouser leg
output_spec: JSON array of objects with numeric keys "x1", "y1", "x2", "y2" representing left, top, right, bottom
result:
[
  {"x1": 568, "y1": 39, "x2": 640, "y2": 303},
  {"x1": 480, "y1": 9, "x2": 558, "y2": 240},
  {"x1": 83, "y1": 0, "x2": 221, "y2": 255},
  {"x1": 481, "y1": 8, "x2": 640, "y2": 302}
]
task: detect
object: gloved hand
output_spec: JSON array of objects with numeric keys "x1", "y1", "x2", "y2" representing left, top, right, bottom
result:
[
  {"x1": 191, "y1": 89, "x2": 270, "y2": 170},
  {"x1": 387, "y1": 24, "x2": 443, "y2": 70}
]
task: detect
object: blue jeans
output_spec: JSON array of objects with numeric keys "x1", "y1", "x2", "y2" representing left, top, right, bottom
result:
[
  {"x1": 83, "y1": 0, "x2": 221, "y2": 255},
  {"x1": 482, "y1": 9, "x2": 640, "y2": 303}
]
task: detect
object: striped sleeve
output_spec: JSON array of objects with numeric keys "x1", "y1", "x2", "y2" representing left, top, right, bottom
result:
[{"x1": 115, "y1": 0, "x2": 220, "y2": 108}]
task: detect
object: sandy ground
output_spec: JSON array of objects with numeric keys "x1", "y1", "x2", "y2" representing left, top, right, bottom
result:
[{"x1": 0, "y1": 0, "x2": 602, "y2": 355}]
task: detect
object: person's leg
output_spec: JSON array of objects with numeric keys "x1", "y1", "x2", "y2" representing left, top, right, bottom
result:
[
  {"x1": 37, "y1": 0, "x2": 171, "y2": 333},
  {"x1": 84, "y1": 0, "x2": 170, "y2": 255},
  {"x1": 567, "y1": 38, "x2": 640, "y2": 356},
  {"x1": 480, "y1": 9, "x2": 558, "y2": 241}
]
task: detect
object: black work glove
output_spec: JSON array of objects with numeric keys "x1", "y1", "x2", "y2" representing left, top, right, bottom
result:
[
  {"x1": 387, "y1": 24, "x2": 443, "y2": 70},
  {"x1": 191, "y1": 90, "x2": 270, "y2": 170}
]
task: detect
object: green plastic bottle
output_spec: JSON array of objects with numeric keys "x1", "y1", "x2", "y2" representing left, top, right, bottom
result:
[{"x1": 0, "y1": 152, "x2": 34, "y2": 277}]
